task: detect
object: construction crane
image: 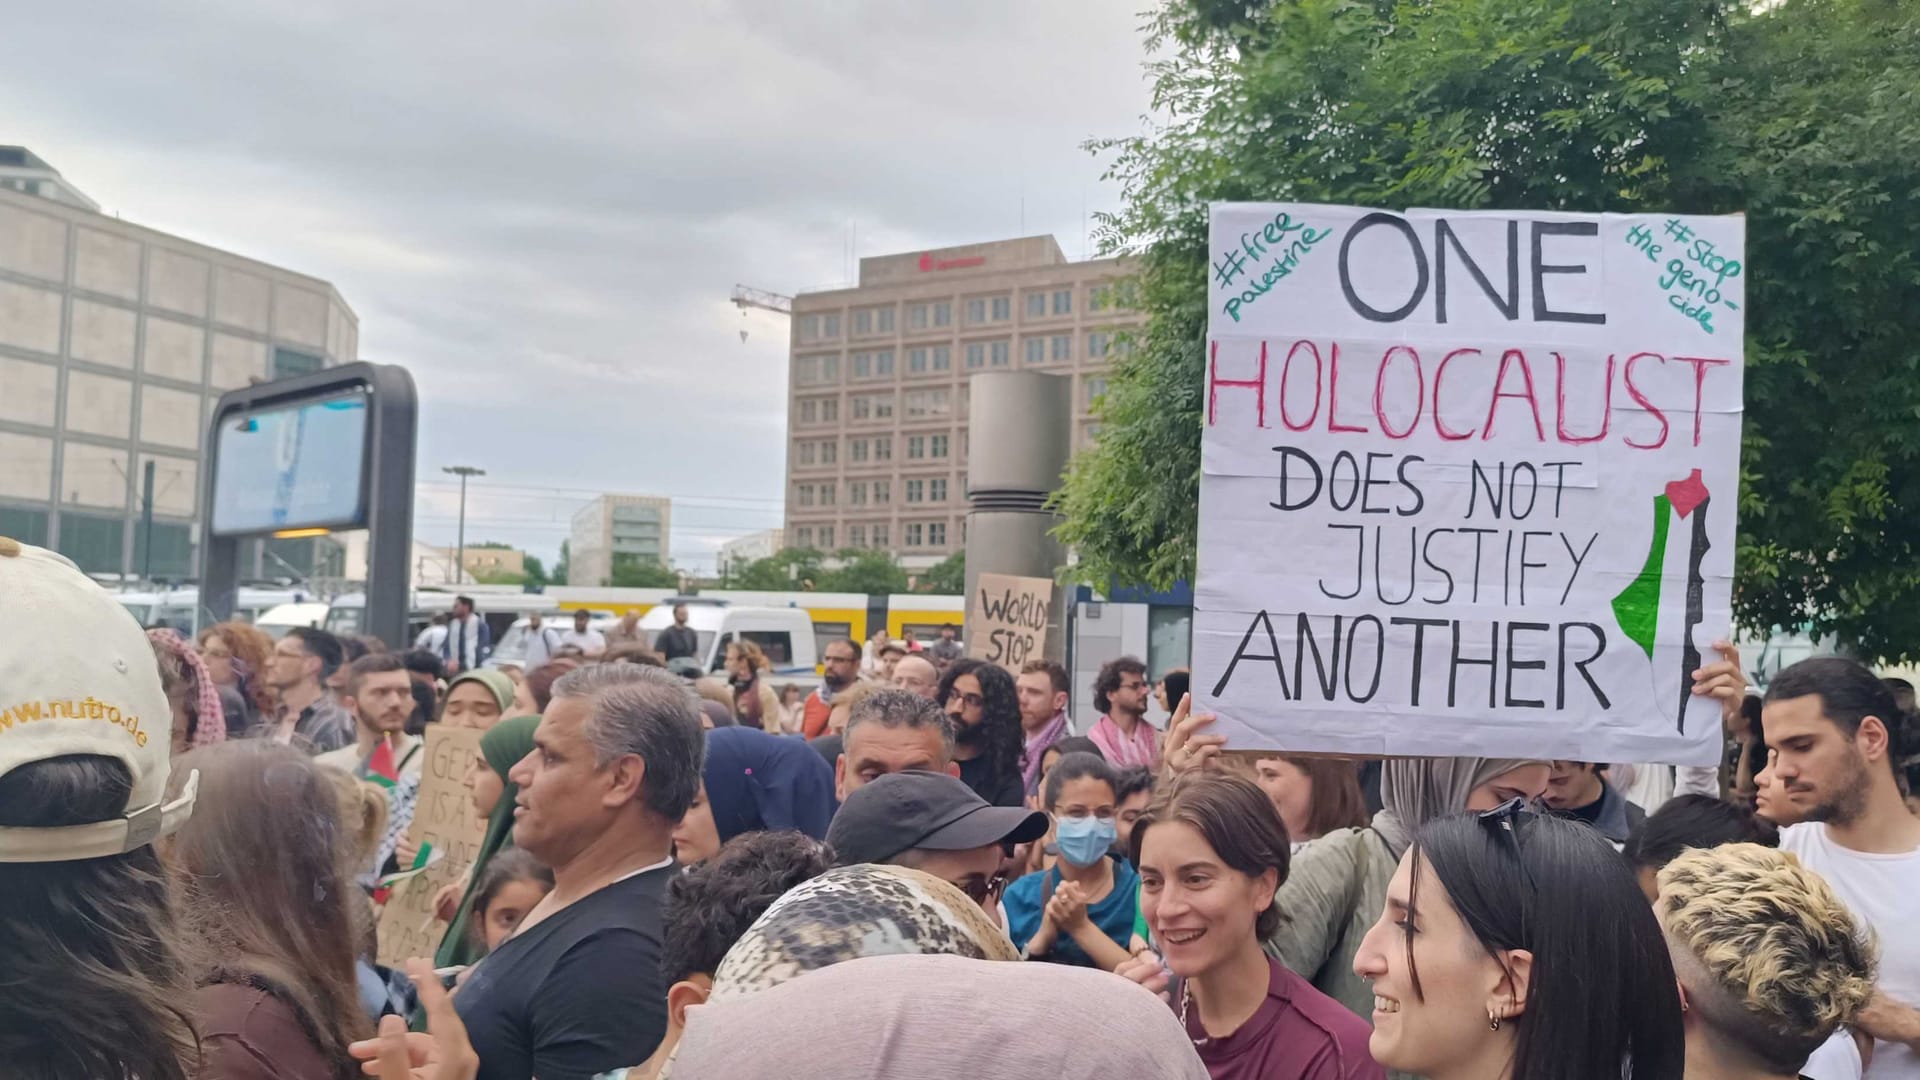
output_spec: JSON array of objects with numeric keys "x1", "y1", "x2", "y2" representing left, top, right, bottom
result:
[
  {"x1": 731, "y1": 284, "x2": 792, "y2": 344},
  {"x1": 731, "y1": 285, "x2": 792, "y2": 316}
]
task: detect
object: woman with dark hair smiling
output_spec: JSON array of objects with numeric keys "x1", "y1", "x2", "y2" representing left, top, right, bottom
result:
[
  {"x1": 1121, "y1": 771, "x2": 1381, "y2": 1079},
  {"x1": 1352, "y1": 805, "x2": 1684, "y2": 1080}
]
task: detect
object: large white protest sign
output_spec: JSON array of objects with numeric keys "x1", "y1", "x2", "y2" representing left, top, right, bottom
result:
[{"x1": 1195, "y1": 203, "x2": 1743, "y2": 765}]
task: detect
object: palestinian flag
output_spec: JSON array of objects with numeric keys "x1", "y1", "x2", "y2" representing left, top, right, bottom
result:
[
  {"x1": 364, "y1": 741, "x2": 400, "y2": 790},
  {"x1": 372, "y1": 841, "x2": 440, "y2": 905}
]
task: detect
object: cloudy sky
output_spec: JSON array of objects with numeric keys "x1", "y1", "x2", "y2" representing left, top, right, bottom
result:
[{"x1": 3, "y1": 1, "x2": 1158, "y2": 572}]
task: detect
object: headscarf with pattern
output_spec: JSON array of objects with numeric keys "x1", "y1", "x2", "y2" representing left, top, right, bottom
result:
[
  {"x1": 151, "y1": 628, "x2": 225, "y2": 748},
  {"x1": 710, "y1": 863, "x2": 1018, "y2": 1001}
]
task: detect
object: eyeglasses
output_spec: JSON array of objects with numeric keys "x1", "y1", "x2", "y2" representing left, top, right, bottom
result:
[
  {"x1": 1476, "y1": 798, "x2": 1539, "y2": 893},
  {"x1": 953, "y1": 872, "x2": 1009, "y2": 907},
  {"x1": 946, "y1": 691, "x2": 986, "y2": 710}
]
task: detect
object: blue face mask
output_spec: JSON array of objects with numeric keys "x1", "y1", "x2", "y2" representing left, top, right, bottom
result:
[{"x1": 1055, "y1": 815, "x2": 1118, "y2": 868}]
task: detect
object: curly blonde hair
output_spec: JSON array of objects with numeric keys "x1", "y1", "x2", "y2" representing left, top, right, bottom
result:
[{"x1": 1657, "y1": 843, "x2": 1877, "y2": 1073}]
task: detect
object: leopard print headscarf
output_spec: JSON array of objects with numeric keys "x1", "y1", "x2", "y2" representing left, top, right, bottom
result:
[{"x1": 710, "y1": 863, "x2": 1018, "y2": 1001}]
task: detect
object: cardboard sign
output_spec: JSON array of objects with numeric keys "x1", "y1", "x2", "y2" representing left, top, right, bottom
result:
[
  {"x1": 966, "y1": 572, "x2": 1054, "y2": 672},
  {"x1": 376, "y1": 723, "x2": 489, "y2": 967},
  {"x1": 1195, "y1": 203, "x2": 1744, "y2": 765}
]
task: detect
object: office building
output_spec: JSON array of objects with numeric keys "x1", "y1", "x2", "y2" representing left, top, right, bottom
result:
[
  {"x1": 719, "y1": 527, "x2": 784, "y2": 576},
  {"x1": 0, "y1": 148, "x2": 357, "y2": 580},
  {"x1": 569, "y1": 494, "x2": 672, "y2": 585},
  {"x1": 783, "y1": 236, "x2": 1140, "y2": 568}
]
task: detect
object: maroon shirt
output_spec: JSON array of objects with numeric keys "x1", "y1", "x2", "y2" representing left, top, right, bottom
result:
[{"x1": 1186, "y1": 957, "x2": 1383, "y2": 1080}]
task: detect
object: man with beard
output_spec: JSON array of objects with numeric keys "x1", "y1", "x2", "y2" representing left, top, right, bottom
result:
[
  {"x1": 801, "y1": 638, "x2": 862, "y2": 739},
  {"x1": 1763, "y1": 657, "x2": 1920, "y2": 1079},
  {"x1": 938, "y1": 658, "x2": 1026, "y2": 808},
  {"x1": 317, "y1": 653, "x2": 426, "y2": 875}
]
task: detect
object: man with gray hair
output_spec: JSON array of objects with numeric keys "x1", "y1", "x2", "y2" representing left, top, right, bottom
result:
[
  {"x1": 835, "y1": 687, "x2": 961, "y2": 800},
  {"x1": 452, "y1": 663, "x2": 705, "y2": 1080}
]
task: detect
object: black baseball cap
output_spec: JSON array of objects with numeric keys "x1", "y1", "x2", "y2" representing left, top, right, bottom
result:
[{"x1": 828, "y1": 771, "x2": 1048, "y2": 867}]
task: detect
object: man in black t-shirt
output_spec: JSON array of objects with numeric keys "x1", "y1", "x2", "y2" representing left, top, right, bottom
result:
[{"x1": 453, "y1": 663, "x2": 706, "y2": 1080}]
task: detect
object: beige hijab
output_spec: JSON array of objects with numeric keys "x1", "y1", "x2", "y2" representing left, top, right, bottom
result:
[{"x1": 667, "y1": 954, "x2": 1210, "y2": 1080}]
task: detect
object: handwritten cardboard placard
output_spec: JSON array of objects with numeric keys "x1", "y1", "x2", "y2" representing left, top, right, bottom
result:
[
  {"x1": 966, "y1": 572, "x2": 1054, "y2": 672},
  {"x1": 376, "y1": 723, "x2": 489, "y2": 968},
  {"x1": 1195, "y1": 203, "x2": 1743, "y2": 765}
]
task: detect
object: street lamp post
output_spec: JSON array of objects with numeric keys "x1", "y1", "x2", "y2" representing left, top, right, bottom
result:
[{"x1": 442, "y1": 465, "x2": 485, "y2": 585}]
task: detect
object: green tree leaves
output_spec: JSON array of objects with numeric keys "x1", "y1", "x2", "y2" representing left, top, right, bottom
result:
[{"x1": 1057, "y1": 0, "x2": 1920, "y2": 659}]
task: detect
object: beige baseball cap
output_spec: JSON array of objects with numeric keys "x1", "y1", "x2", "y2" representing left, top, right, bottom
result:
[{"x1": 0, "y1": 537, "x2": 197, "y2": 862}]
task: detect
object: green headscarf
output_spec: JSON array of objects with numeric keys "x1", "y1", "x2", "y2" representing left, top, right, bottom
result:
[
  {"x1": 433, "y1": 713, "x2": 541, "y2": 969},
  {"x1": 441, "y1": 668, "x2": 516, "y2": 719}
]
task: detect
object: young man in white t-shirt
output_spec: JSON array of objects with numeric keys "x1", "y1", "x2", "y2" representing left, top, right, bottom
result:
[
  {"x1": 1763, "y1": 656, "x2": 1920, "y2": 1079},
  {"x1": 557, "y1": 609, "x2": 607, "y2": 659}
]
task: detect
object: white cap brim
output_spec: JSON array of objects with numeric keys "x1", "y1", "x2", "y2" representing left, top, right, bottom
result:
[{"x1": 0, "y1": 769, "x2": 197, "y2": 863}]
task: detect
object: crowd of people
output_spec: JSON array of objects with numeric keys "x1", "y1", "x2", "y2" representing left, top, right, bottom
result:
[{"x1": 4, "y1": 538, "x2": 1918, "y2": 1080}]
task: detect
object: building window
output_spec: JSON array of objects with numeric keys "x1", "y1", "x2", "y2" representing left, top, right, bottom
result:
[
  {"x1": 874, "y1": 394, "x2": 893, "y2": 419},
  {"x1": 905, "y1": 389, "x2": 951, "y2": 418},
  {"x1": 821, "y1": 483, "x2": 836, "y2": 507},
  {"x1": 990, "y1": 340, "x2": 1009, "y2": 367},
  {"x1": 906, "y1": 479, "x2": 924, "y2": 503},
  {"x1": 797, "y1": 484, "x2": 814, "y2": 507},
  {"x1": 272, "y1": 348, "x2": 324, "y2": 380},
  {"x1": 909, "y1": 303, "x2": 929, "y2": 330},
  {"x1": 1052, "y1": 334, "x2": 1072, "y2": 362},
  {"x1": 965, "y1": 343, "x2": 985, "y2": 369},
  {"x1": 906, "y1": 523, "x2": 923, "y2": 547},
  {"x1": 852, "y1": 397, "x2": 870, "y2": 421},
  {"x1": 850, "y1": 481, "x2": 866, "y2": 504},
  {"x1": 929, "y1": 522, "x2": 947, "y2": 546},
  {"x1": 797, "y1": 527, "x2": 813, "y2": 547},
  {"x1": 798, "y1": 354, "x2": 840, "y2": 385},
  {"x1": 819, "y1": 525, "x2": 834, "y2": 548},
  {"x1": 1024, "y1": 337, "x2": 1046, "y2": 365},
  {"x1": 798, "y1": 442, "x2": 816, "y2": 465},
  {"x1": 1085, "y1": 376, "x2": 1108, "y2": 407},
  {"x1": 799, "y1": 399, "x2": 818, "y2": 424},
  {"x1": 823, "y1": 398, "x2": 839, "y2": 422},
  {"x1": 907, "y1": 435, "x2": 925, "y2": 460},
  {"x1": 990, "y1": 296, "x2": 1010, "y2": 322},
  {"x1": 877, "y1": 306, "x2": 895, "y2": 332},
  {"x1": 930, "y1": 434, "x2": 949, "y2": 458},
  {"x1": 875, "y1": 350, "x2": 895, "y2": 376},
  {"x1": 966, "y1": 298, "x2": 986, "y2": 324},
  {"x1": 822, "y1": 313, "x2": 841, "y2": 337},
  {"x1": 874, "y1": 437, "x2": 892, "y2": 461},
  {"x1": 872, "y1": 523, "x2": 889, "y2": 547},
  {"x1": 873, "y1": 479, "x2": 891, "y2": 503},
  {"x1": 1025, "y1": 292, "x2": 1047, "y2": 318},
  {"x1": 1088, "y1": 332, "x2": 1110, "y2": 359},
  {"x1": 931, "y1": 346, "x2": 950, "y2": 371},
  {"x1": 1053, "y1": 289, "x2": 1073, "y2": 316},
  {"x1": 853, "y1": 309, "x2": 872, "y2": 335},
  {"x1": 800, "y1": 314, "x2": 820, "y2": 340},
  {"x1": 933, "y1": 302, "x2": 951, "y2": 327},
  {"x1": 849, "y1": 524, "x2": 866, "y2": 547},
  {"x1": 820, "y1": 440, "x2": 838, "y2": 465},
  {"x1": 851, "y1": 439, "x2": 868, "y2": 462},
  {"x1": 1089, "y1": 286, "x2": 1110, "y2": 313},
  {"x1": 852, "y1": 352, "x2": 870, "y2": 378},
  {"x1": 930, "y1": 478, "x2": 948, "y2": 502},
  {"x1": 908, "y1": 348, "x2": 926, "y2": 373}
]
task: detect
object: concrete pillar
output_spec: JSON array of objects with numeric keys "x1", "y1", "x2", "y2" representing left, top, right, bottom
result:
[{"x1": 964, "y1": 372, "x2": 1071, "y2": 664}]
